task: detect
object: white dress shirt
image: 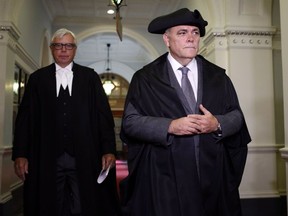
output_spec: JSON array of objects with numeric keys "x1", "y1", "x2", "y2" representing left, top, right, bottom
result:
[
  {"x1": 55, "y1": 63, "x2": 74, "y2": 97},
  {"x1": 167, "y1": 53, "x2": 198, "y2": 100}
]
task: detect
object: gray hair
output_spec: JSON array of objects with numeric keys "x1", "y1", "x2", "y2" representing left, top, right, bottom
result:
[{"x1": 51, "y1": 28, "x2": 77, "y2": 44}]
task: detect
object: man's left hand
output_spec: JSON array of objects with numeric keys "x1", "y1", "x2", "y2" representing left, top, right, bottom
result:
[
  {"x1": 187, "y1": 104, "x2": 219, "y2": 134},
  {"x1": 102, "y1": 153, "x2": 116, "y2": 170}
]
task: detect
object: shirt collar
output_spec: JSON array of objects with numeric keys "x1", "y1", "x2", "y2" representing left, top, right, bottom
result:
[
  {"x1": 55, "y1": 62, "x2": 73, "y2": 72},
  {"x1": 167, "y1": 53, "x2": 196, "y2": 72}
]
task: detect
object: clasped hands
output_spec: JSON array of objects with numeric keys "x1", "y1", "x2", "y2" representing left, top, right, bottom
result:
[{"x1": 168, "y1": 104, "x2": 219, "y2": 136}]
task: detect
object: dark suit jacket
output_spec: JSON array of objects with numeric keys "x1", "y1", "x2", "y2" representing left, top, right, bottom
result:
[
  {"x1": 12, "y1": 62, "x2": 120, "y2": 216},
  {"x1": 120, "y1": 53, "x2": 251, "y2": 216}
]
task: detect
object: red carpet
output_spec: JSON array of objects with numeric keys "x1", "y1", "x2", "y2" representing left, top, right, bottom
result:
[{"x1": 116, "y1": 160, "x2": 129, "y2": 194}]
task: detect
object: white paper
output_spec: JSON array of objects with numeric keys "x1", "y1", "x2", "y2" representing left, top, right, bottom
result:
[{"x1": 97, "y1": 165, "x2": 111, "y2": 184}]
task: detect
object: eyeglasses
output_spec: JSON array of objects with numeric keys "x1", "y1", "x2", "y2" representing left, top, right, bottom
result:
[{"x1": 50, "y1": 43, "x2": 77, "y2": 50}]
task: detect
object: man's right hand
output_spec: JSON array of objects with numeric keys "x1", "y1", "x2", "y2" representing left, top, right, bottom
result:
[
  {"x1": 14, "y1": 157, "x2": 28, "y2": 181},
  {"x1": 168, "y1": 116, "x2": 201, "y2": 135}
]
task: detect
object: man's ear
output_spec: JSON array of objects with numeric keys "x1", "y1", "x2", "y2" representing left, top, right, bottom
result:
[{"x1": 163, "y1": 33, "x2": 170, "y2": 47}]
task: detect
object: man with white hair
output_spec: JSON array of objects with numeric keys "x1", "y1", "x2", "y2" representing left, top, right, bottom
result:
[{"x1": 12, "y1": 28, "x2": 120, "y2": 216}]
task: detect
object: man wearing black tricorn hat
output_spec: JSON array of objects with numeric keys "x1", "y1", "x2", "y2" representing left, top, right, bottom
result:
[{"x1": 120, "y1": 8, "x2": 251, "y2": 216}]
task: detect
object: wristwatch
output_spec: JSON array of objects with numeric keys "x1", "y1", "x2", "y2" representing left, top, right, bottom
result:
[{"x1": 216, "y1": 123, "x2": 222, "y2": 137}]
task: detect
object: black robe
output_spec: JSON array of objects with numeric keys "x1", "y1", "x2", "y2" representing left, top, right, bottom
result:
[
  {"x1": 120, "y1": 54, "x2": 251, "y2": 216},
  {"x1": 12, "y1": 63, "x2": 120, "y2": 216}
]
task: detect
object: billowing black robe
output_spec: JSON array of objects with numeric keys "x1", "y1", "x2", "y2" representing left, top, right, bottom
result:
[
  {"x1": 120, "y1": 54, "x2": 251, "y2": 216},
  {"x1": 12, "y1": 63, "x2": 120, "y2": 216}
]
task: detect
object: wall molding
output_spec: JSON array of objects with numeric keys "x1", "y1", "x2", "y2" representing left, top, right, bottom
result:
[
  {"x1": 0, "y1": 146, "x2": 12, "y2": 155},
  {"x1": 241, "y1": 190, "x2": 283, "y2": 199},
  {"x1": 202, "y1": 26, "x2": 277, "y2": 54},
  {"x1": 0, "y1": 22, "x2": 20, "y2": 41},
  {"x1": 0, "y1": 192, "x2": 12, "y2": 204},
  {"x1": 248, "y1": 144, "x2": 284, "y2": 153},
  {"x1": 15, "y1": 43, "x2": 39, "y2": 72},
  {"x1": 0, "y1": 21, "x2": 38, "y2": 72},
  {"x1": 279, "y1": 147, "x2": 288, "y2": 160}
]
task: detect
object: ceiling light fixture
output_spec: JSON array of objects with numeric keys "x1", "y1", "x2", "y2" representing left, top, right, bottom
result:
[
  {"x1": 108, "y1": 0, "x2": 127, "y2": 41},
  {"x1": 102, "y1": 43, "x2": 116, "y2": 96},
  {"x1": 107, "y1": 9, "x2": 115, "y2": 14}
]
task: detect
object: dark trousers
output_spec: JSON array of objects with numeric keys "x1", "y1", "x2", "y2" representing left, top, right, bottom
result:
[{"x1": 56, "y1": 152, "x2": 82, "y2": 216}]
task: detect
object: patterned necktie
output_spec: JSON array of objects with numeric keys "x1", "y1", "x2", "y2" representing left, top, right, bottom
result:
[{"x1": 180, "y1": 66, "x2": 196, "y2": 110}]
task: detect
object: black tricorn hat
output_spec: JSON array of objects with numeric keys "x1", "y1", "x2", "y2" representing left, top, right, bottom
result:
[{"x1": 148, "y1": 8, "x2": 208, "y2": 37}]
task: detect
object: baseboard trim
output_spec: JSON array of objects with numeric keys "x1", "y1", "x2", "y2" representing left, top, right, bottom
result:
[{"x1": 0, "y1": 185, "x2": 23, "y2": 216}]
